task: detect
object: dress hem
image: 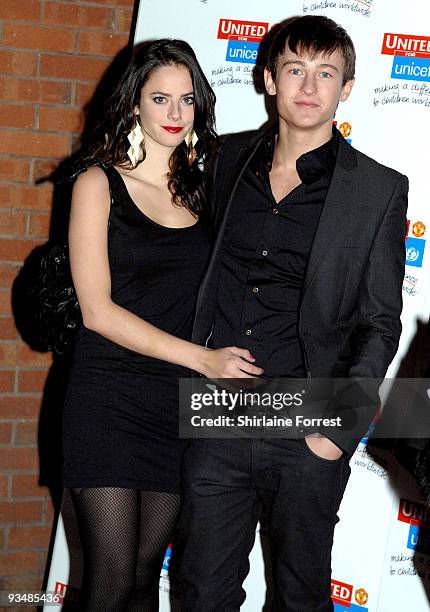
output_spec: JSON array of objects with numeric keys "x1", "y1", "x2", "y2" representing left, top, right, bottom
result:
[{"x1": 62, "y1": 477, "x2": 180, "y2": 494}]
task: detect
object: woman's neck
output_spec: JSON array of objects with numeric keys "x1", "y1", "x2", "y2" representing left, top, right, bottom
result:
[{"x1": 129, "y1": 138, "x2": 176, "y2": 186}]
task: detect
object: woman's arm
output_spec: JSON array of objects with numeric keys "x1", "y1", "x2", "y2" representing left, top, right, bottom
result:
[{"x1": 68, "y1": 166, "x2": 262, "y2": 379}]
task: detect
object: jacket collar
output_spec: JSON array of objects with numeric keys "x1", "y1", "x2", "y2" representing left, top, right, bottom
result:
[{"x1": 232, "y1": 124, "x2": 358, "y2": 170}]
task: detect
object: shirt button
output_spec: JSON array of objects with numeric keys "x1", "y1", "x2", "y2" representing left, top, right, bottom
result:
[
  {"x1": 262, "y1": 250, "x2": 268, "y2": 256},
  {"x1": 252, "y1": 287, "x2": 259, "y2": 294},
  {"x1": 245, "y1": 329, "x2": 252, "y2": 336},
  {"x1": 273, "y1": 208, "x2": 279, "y2": 214}
]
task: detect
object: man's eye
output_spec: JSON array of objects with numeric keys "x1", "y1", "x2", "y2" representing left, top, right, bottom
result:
[
  {"x1": 320, "y1": 72, "x2": 332, "y2": 78},
  {"x1": 153, "y1": 96, "x2": 166, "y2": 104},
  {"x1": 182, "y1": 96, "x2": 195, "y2": 105},
  {"x1": 290, "y1": 68, "x2": 302, "y2": 75}
]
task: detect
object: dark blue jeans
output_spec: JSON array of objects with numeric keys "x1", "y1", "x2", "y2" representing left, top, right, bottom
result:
[{"x1": 178, "y1": 438, "x2": 350, "y2": 611}]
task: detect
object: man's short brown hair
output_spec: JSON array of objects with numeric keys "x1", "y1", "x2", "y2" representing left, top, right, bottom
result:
[{"x1": 266, "y1": 15, "x2": 356, "y2": 85}]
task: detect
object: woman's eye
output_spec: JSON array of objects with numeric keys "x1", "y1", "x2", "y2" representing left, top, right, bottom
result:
[
  {"x1": 320, "y1": 71, "x2": 332, "y2": 78},
  {"x1": 290, "y1": 68, "x2": 302, "y2": 76},
  {"x1": 153, "y1": 96, "x2": 166, "y2": 104},
  {"x1": 182, "y1": 96, "x2": 194, "y2": 105}
]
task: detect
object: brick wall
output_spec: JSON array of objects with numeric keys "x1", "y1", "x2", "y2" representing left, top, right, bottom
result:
[{"x1": 0, "y1": 0, "x2": 134, "y2": 597}]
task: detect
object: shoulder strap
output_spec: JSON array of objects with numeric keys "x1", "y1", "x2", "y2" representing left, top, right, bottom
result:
[
  {"x1": 60, "y1": 158, "x2": 118, "y2": 213},
  {"x1": 54, "y1": 156, "x2": 110, "y2": 184}
]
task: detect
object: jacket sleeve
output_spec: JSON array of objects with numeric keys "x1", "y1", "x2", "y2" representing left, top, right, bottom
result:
[
  {"x1": 320, "y1": 173, "x2": 409, "y2": 456},
  {"x1": 349, "y1": 173, "x2": 408, "y2": 378}
]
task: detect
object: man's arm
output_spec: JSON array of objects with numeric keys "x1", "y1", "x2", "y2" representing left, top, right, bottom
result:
[
  {"x1": 348, "y1": 173, "x2": 408, "y2": 379},
  {"x1": 317, "y1": 173, "x2": 409, "y2": 457}
]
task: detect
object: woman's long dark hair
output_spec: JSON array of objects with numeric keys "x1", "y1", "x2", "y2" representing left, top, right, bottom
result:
[{"x1": 83, "y1": 39, "x2": 217, "y2": 215}]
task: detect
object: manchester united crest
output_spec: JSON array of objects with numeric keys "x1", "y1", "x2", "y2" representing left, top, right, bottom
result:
[
  {"x1": 339, "y1": 121, "x2": 352, "y2": 139},
  {"x1": 412, "y1": 221, "x2": 426, "y2": 238},
  {"x1": 354, "y1": 587, "x2": 369, "y2": 606}
]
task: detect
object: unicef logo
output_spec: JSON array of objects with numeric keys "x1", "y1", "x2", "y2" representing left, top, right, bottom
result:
[
  {"x1": 406, "y1": 246, "x2": 420, "y2": 263},
  {"x1": 405, "y1": 237, "x2": 425, "y2": 268}
]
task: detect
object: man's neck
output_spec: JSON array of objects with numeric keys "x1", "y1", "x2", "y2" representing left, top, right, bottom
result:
[{"x1": 272, "y1": 121, "x2": 333, "y2": 171}]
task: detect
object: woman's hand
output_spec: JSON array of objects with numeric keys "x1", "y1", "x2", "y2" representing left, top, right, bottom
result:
[{"x1": 197, "y1": 346, "x2": 264, "y2": 379}]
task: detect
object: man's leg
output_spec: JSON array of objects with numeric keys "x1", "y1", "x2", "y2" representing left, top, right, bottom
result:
[
  {"x1": 259, "y1": 438, "x2": 351, "y2": 612},
  {"x1": 179, "y1": 439, "x2": 259, "y2": 611}
]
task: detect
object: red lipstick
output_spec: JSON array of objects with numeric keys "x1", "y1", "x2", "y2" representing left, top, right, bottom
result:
[{"x1": 161, "y1": 126, "x2": 183, "y2": 133}]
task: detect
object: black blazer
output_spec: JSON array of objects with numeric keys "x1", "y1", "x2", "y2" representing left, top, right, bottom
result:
[{"x1": 193, "y1": 130, "x2": 408, "y2": 455}]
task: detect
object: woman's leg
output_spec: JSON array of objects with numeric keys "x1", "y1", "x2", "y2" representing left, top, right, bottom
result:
[
  {"x1": 70, "y1": 487, "x2": 140, "y2": 612},
  {"x1": 127, "y1": 491, "x2": 180, "y2": 611}
]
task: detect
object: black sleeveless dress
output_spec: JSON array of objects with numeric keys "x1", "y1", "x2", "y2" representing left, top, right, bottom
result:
[{"x1": 63, "y1": 166, "x2": 210, "y2": 493}]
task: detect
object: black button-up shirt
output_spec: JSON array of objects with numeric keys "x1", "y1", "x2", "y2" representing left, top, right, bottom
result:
[{"x1": 211, "y1": 127, "x2": 340, "y2": 377}]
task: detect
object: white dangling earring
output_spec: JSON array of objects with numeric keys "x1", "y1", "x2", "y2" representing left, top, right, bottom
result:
[
  {"x1": 127, "y1": 120, "x2": 145, "y2": 166},
  {"x1": 186, "y1": 130, "x2": 198, "y2": 166}
]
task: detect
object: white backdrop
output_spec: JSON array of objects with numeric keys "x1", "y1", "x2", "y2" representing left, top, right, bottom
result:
[{"x1": 45, "y1": 1, "x2": 430, "y2": 610}]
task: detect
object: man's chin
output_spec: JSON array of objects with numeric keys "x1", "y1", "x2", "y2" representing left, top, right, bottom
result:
[{"x1": 279, "y1": 116, "x2": 333, "y2": 132}]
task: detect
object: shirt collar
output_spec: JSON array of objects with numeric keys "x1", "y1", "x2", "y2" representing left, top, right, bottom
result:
[{"x1": 257, "y1": 124, "x2": 340, "y2": 185}]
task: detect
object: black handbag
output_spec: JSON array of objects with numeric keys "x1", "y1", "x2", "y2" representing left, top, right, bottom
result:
[{"x1": 14, "y1": 158, "x2": 109, "y2": 355}]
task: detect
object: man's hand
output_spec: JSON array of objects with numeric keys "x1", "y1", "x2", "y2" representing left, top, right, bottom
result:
[{"x1": 305, "y1": 433, "x2": 343, "y2": 460}]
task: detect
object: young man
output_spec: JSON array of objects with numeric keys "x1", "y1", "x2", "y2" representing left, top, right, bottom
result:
[{"x1": 179, "y1": 15, "x2": 408, "y2": 611}]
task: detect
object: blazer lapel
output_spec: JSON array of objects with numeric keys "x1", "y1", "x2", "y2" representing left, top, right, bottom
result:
[
  {"x1": 213, "y1": 132, "x2": 265, "y2": 235},
  {"x1": 301, "y1": 137, "x2": 358, "y2": 300},
  {"x1": 193, "y1": 133, "x2": 265, "y2": 322}
]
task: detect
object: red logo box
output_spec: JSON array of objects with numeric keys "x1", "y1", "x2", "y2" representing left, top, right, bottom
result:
[
  {"x1": 398, "y1": 498, "x2": 429, "y2": 527},
  {"x1": 217, "y1": 19, "x2": 269, "y2": 43},
  {"x1": 331, "y1": 579, "x2": 353, "y2": 607},
  {"x1": 381, "y1": 33, "x2": 430, "y2": 59}
]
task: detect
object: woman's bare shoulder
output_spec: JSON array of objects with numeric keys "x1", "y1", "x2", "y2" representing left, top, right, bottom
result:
[{"x1": 73, "y1": 165, "x2": 110, "y2": 193}]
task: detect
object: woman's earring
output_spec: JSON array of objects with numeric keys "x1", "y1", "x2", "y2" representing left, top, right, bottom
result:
[
  {"x1": 186, "y1": 130, "x2": 198, "y2": 166},
  {"x1": 127, "y1": 120, "x2": 145, "y2": 166}
]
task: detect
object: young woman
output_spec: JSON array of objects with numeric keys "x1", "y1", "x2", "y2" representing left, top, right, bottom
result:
[{"x1": 62, "y1": 39, "x2": 262, "y2": 611}]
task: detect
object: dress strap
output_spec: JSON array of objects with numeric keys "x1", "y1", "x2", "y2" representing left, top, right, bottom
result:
[{"x1": 53, "y1": 156, "x2": 110, "y2": 184}]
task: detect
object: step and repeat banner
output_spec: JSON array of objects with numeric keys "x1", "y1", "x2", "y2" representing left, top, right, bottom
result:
[{"x1": 45, "y1": 1, "x2": 430, "y2": 610}]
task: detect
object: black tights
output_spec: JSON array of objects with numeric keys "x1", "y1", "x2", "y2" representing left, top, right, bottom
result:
[{"x1": 69, "y1": 487, "x2": 180, "y2": 611}]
